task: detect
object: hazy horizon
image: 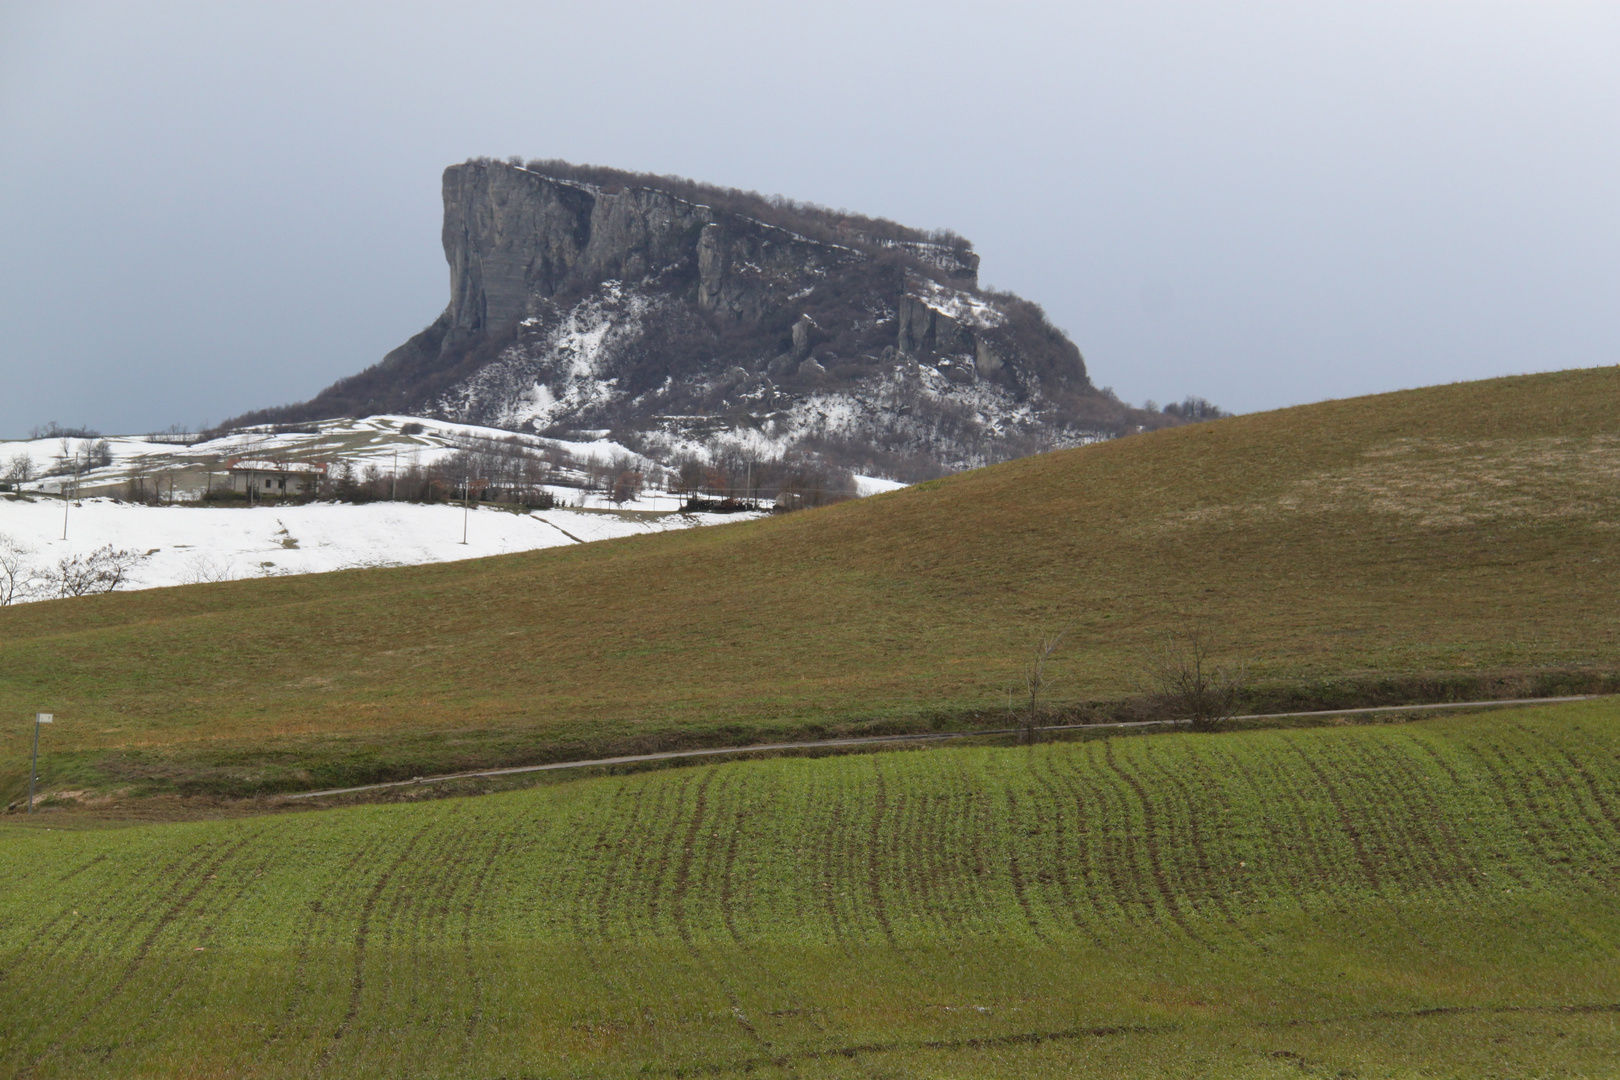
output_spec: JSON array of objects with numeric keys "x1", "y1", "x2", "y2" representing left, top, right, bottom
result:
[{"x1": 1, "y1": 1, "x2": 1616, "y2": 438}]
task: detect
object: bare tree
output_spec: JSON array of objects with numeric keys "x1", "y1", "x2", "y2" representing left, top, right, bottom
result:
[
  {"x1": 1018, "y1": 624, "x2": 1070, "y2": 744},
  {"x1": 1145, "y1": 623, "x2": 1247, "y2": 732},
  {"x1": 53, "y1": 437, "x2": 75, "y2": 477},
  {"x1": 0, "y1": 533, "x2": 38, "y2": 605},
  {"x1": 5, "y1": 453, "x2": 34, "y2": 484},
  {"x1": 180, "y1": 553, "x2": 236, "y2": 585}
]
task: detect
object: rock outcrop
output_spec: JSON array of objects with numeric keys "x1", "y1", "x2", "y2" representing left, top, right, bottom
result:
[{"x1": 229, "y1": 159, "x2": 1161, "y2": 478}]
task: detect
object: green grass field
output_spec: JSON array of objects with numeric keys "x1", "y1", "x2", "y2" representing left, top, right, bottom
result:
[
  {"x1": 3, "y1": 700, "x2": 1619, "y2": 1077},
  {"x1": 3, "y1": 366, "x2": 1619, "y2": 802}
]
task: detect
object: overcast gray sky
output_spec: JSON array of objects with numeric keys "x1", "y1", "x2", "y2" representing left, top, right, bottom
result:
[{"x1": 1, "y1": 1, "x2": 1615, "y2": 438}]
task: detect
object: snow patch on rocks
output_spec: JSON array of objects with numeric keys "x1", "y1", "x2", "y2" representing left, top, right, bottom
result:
[{"x1": 912, "y1": 278, "x2": 1006, "y2": 330}]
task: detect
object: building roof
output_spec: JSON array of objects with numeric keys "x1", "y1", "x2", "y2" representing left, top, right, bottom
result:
[{"x1": 226, "y1": 458, "x2": 328, "y2": 474}]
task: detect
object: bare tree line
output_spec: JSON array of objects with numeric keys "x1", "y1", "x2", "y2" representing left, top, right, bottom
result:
[
  {"x1": 195, "y1": 432, "x2": 854, "y2": 514},
  {"x1": 669, "y1": 448, "x2": 856, "y2": 508},
  {"x1": 1, "y1": 438, "x2": 111, "y2": 491}
]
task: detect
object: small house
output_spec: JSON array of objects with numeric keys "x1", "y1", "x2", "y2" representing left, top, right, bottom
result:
[{"x1": 225, "y1": 458, "x2": 327, "y2": 497}]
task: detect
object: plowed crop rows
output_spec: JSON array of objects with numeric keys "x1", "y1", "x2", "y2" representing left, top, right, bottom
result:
[{"x1": 3, "y1": 701, "x2": 1619, "y2": 1077}]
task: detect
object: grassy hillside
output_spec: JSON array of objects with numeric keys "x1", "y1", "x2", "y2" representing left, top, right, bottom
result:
[
  {"x1": 3, "y1": 366, "x2": 1619, "y2": 799},
  {"x1": 2, "y1": 701, "x2": 1618, "y2": 1077}
]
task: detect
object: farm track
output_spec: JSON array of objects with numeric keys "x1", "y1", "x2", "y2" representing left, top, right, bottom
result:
[
  {"x1": 3, "y1": 704, "x2": 1620, "y2": 1077},
  {"x1": 278, "y1": 694, "x2": 1603, "y2": 801}
]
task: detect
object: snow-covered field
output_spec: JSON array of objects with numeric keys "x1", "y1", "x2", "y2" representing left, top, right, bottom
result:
[
  {"x1": 0, "y1": 497, "x2": 765, "y2": 601},
  {"x1": 0, "y1": 414, "x2": 907, "y2": 604}
]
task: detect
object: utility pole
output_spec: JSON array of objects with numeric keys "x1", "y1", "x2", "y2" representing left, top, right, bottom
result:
[
  {"x1": 461, "y1": 475, "x2": 470, "y2": 545},
  {"x1": 391, "y1": 450, "x2": 398, "y2": 501},
  {"x1": 27, "y1": 713, "x2": 52, "y2": 813},
  {"x1": 60, "y1": 466, "x2": 78, "y2": 540}
]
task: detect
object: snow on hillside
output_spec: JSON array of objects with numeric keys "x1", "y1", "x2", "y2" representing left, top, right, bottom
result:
[
  {"x1": 0, "y1": 415, "x2": 902, "y2": 505},
  {"x1": 853, "y1": 475, "x2": 906, "y2": 497},
  {"x1": 0, "y1": 415, "x2": 664, "y2": 500},
  {"x1": 0, "y1": 497, "x2": 765, "y2": 603}
]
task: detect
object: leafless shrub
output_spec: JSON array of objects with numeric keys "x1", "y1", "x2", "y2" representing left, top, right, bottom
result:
[
  {"x1": 180, "y1": 554, "x2": 236, "y2": 585},
  {"x1": 1145, "y1": 624, "x2": 1247, "y2": 732},
  {"x1": 41, "y1": 545, "x2": 151, "y2": 599},
  {"x1": 611, "y1": 469, "x2": 644, "y2": 504}
]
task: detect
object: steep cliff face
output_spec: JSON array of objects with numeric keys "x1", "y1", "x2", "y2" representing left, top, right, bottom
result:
[{"x1": 235, "y1": 160, "x2": 1151, "y2": 477}]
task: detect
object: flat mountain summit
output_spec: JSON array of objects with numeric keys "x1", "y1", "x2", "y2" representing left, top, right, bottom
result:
[{"x1": 234, "y1": 159, "x2": 1171, "y2": 477}]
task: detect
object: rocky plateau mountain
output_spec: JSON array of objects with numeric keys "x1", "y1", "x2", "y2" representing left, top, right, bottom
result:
[{"x1": 230, "y1": 159, "x2": 1179, "y2": 479}]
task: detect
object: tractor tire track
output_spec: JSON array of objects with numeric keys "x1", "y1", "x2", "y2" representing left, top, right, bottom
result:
[
  {"x1": 815, "y1": 797, "x2": 856, "y2": 957},
  {"x1": 1027, "y1": 753, "x2": 1106, "y2": 946},
  {"x1": 18, "y1": 833, "x2": 257, "y2": 1079},
  {"x1": 264, "y1": 833, "x2": 388, "y2": 1052},
  {"x1": 314, "y1": 822, "x2": 433, "y2": 1074},
  {"x1": 1101, "y1": 739, "x2": 1212, "y2": 949},
  {"x1": 595, "y1": 780, "x2": 650, "y2": 941},
  {"x1": 1138, "y1": 741, "x2": 1252, "y2": 938},
  {"x1": 1518, "y1": 723, "x2": 1620, "y2": 877},
  {"x1": 658, "y1": 1001, "x2": 1620, "y2": 1077},
  {"x1": 1280, "y1": 736, "x2": 1383, "y2": 893},
  {"x1": 1003, "y1": 788, "x2": 1052, "y2": 943},
  {"x1": 1361, "y1": 736, "x2": 1479, "y2": 891},
  {"x1": 641, "y1": 772, "x2": 696, "y2": 938},
  {"x1": 1070, "y1": 742, "x2": 1151, "y2": 923},
  {"x1": 458, "y1": 814, "x2": 524, "y2": 1062},
  {"x1": 1341, "y1": 738, "x2": 1447, "y2": 893},
  {"x1": 717, "y1": 772, "x2": 752, "y2": 949},
  {"x1": 108, "y1": 850, "x2": 282, "y2": 1067},
  {"x1": 1410, "y1": 734, "x2": 1533, "y2": 889},
  {"x1": 1474, "y1": 738, "x2": 1566, "y2": 881},
  {"x1": 866, "y1": 759, "x2": 898, "y2": 947},
  {"x1": 1509, "y1": 721, "x2": 1619, "y2": 877},
  {"x1": 1202, "y1": 743, "x2": 1308, "y2": 912},
  {"x1": 1040, "y1": 753, "x2": 1122, "y2": 934},
  {"x1": 669, "y1": 768, "x2": 771, "y2": 1050}
]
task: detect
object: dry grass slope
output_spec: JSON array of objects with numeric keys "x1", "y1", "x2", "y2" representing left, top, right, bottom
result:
[
  {"x1": 1, "y1": 701, "x2": 1617, "y2": 1077},
  {"x1": 2, "y1": 366, "x2": 1618, "y2": 798}
]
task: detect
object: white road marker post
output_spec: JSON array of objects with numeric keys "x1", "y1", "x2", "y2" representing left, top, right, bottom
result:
[{"x1": 27, "y1": 713, "x2": 52, "y2": 813}]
